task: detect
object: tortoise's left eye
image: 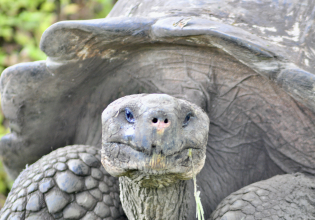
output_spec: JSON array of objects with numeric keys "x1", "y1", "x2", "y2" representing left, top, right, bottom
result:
[
  {"x1": 125, "y1": 108, "x2": 135, "y2": 123},
  {"x1": 183, "y1": 112, "x2": 193, "y2": 127}
]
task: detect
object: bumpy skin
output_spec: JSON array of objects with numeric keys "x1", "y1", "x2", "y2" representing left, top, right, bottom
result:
[
  {"x1": 101, "y1": 94, "x2": 209, "y2": 185},
  {"x1": 211, "y1": 173, "x2": 315, "y2": 220},
  {"x1": 101, "y1": 94, "x2": 209, "y2": 219},
  {"x1": 0, "y1": 94, "x2": 209, "y2": 220},
  {"x1": 1, "y1": 0, "x2": 315, "y2": 219},
  {"x1": 0, "y1": 145, "x2": 125, "y2": 220}
]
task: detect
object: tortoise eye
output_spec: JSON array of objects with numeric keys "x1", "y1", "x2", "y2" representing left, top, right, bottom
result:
[
  {"x1": 125, "y1": 108, "x2": 135, "y2": 123},
  {"x1": 183, "y1": 112, "x2": 193, "y2": 127}
]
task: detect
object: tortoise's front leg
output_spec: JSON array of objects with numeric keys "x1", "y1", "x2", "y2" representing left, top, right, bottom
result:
[
  {"x1": 210, "y1": 173, "x2": 315, "y2": 220},
  {"x1": 0, "y1": 145, "x2": 126, "y2": 220}
]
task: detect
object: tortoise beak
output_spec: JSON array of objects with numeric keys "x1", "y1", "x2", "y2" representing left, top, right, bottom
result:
[{"x1": 134, "y1": 110, "x2": 180, "y2": 156}]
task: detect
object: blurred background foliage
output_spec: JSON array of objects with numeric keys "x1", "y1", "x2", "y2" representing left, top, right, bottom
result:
[{"x1": 0, "y1": 0, "x2": 115, "y2": 207}]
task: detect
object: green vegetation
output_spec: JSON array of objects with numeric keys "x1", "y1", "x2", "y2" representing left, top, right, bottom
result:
[
  {"x1": 189, "y1": 148, "x2": 205, "y2": 220},
  {"x1": 0, "y1": 0, "x2": 115, "y2": 207},
  {"x1": 0, "y1": 0, "x2": 115, "y2": 74}
]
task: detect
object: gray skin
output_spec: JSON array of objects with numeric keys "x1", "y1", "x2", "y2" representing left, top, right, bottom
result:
[
  {"x1": 101, "y1": 94, "x2": 209, "y2": 220},
  {"x1": 0, "y1": 94, "x2": 209, "y2": 220},
  {"x1": 1, "y1": 0, "x2": 315, "y2": 219},
  {"x1": 0, "y1": 145, "x2": 125, "y2": 220}
]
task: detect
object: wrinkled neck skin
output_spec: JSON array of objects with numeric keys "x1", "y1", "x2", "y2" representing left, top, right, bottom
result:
[{"x1": 119, "y1": 176, "x2": 190, "y2": 220}]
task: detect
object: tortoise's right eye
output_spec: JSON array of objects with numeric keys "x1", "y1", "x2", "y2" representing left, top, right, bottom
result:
[{"x1": 125, "y1": 108, "x2": 135, "y2": 123}]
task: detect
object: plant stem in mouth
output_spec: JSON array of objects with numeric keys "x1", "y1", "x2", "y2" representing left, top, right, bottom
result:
[{"x1": 188, "y1": 148, "x2": 205, "y2": 220}]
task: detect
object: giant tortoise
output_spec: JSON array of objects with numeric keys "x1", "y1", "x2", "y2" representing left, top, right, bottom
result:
[{"x1": 1, "y1": 0, "x2": 315, "y2": 219}]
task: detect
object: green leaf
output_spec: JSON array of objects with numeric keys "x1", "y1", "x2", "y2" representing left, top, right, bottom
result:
[
  {"x1": 14, "y1": 30, "x2": 32, "y2": 46},
  {"x1": 63, "y1": 4, "x2": 80, "y2": 15},
  {"x1": 0, "y1": 27, "x2": 13, "y2": 41},
  {"x1": 23, "y1": 45, "x2": 47, "y2": 61},
  {"x1": 41, "y1": 2, "x2": 55, "y2": 12}
]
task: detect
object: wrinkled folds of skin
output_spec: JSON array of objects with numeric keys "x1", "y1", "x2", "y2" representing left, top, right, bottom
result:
[
  {"x1": 101, "y1": 94, "x2": 209, "y2": 219},
  {"x1": 1, "y1": 0, "x2": 315, "y2": 219}
]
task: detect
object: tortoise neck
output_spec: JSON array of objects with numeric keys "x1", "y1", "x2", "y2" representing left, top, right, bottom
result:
[{"x1": 119, "y1": 176, "x2": 189, "y2": 220}]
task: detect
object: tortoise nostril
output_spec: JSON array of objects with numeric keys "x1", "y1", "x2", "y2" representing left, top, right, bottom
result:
[{"x1": 152, "y1": 118, "x2": 169, "y2": 124}]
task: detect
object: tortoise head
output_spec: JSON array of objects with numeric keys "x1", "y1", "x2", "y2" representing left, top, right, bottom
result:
[{"x1": 101, "y1": 94, "x2": 209, "y2": 187}]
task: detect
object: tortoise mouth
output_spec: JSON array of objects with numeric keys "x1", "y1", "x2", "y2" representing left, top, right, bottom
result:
[
  {"x1": 115, "y1": 140, "x2": 201, "y2": 158},
  {"x1": 101, "y1": 142, "x2": 206, "y2": 183}
]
